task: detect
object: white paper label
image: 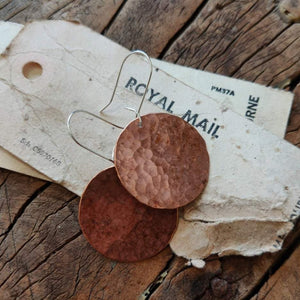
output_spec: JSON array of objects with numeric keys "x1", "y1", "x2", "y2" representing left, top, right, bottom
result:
[
  {"x1": 153, "y1": 59, "x2": 293, "y2": 138},
  {"x1": 0, "y1": 23, "x2": 293, "y2": 181}
]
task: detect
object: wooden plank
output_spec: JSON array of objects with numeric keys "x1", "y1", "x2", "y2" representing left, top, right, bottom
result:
[
  {"x1": 0, "y1": 0, "x2": 73, "y2": 21},
  {"x1": 0, "y1": 172, "x2": 47, "y2": 237},
  {"x1": 234, "y1": 25, "x2": 300, "y2": 86},
  {"x1": 0, "y1": 0, "x2": 299, "y2": 299},
  {"x1": 0, "y1": 172, "x2": 173, "y2": 299},
  {"x1": 49, "y1": 0, "x2": 125, "y2": 32},
  {"x1": 162, "y1": 0, "x2": 300, "y2": 86},
  {"x1": 251, "y1": 244, "x2": 300, "y2": 300},
  {"x1": 0, "y1": 0, "x2": 124, "y2": 32},
  {"x1": 105, "y1": 0, "x2": 205, "y2": 57},
  {"x1": 147, "y1": 224, "x2": 300, "y2": 299}
]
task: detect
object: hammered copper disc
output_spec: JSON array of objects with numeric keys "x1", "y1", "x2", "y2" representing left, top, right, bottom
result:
[
  {"x1": 79, "y1": 167, "x2": 178, "y2": 262},
  {"x1": 114, "y1": 113, "x2": 209, "y2": 209}
]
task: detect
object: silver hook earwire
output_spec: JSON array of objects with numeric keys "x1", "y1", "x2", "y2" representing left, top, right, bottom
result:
[
  {"x1": 125, "y1": 107, "x2": 142, "y2": 128},
  {"x1": 67, "y1": 109, "x2": 123, "y2": 162},
  {"x1": 100, "y1": 50, "x2": 153, "y2": 117}
]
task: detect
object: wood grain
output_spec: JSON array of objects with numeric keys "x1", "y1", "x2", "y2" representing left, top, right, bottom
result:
[
  {"x1": 49, "y1": 0, "x2": 125, "y2": 32},
  {"x1": 251, "y1": 244, "x2": 300, "y2": 300},
  {"x1": 149, "y1": 254, "x2": 274, "y2": 300},
  {"x1": 163, "y1": 0, "x2": 300, "y2": 86},
  {"x1": 0, "y1": 0, "x2": 300, "y2": 299},
  {"x1": 285, "y1": 84, "x2": 300, "y2": 147},
  {"x1": 0, "y1": 172, "x2": 173, "y2": 299},
  {"x1": 105, "y1": 0, "x2": 205, "y2": 57},
  {"x1": 0, "y1": 171, "x2": 46, "y2": 237},
  {"x1": 0, "y1": 0, "x2": 124, "y2": 32}
]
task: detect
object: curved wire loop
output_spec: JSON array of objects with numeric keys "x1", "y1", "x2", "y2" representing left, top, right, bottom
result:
[
  {"x1": 67, "y1": 109, "x2": 123, "y2": 162},
  {"x1": 100, "y1": 50, "x2": 153, "y2": 119},
  {"x1": 68, "y1": 51, "x2": 151, "y2": 158},
  {"x1": 125, "y1": 106, "x2": 142, "y2": 127}
]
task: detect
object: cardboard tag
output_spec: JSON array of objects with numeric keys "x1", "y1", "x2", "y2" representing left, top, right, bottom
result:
[
  {"x1": 0, "y1": 22, "x2": 293, "y2": 181},
  {"x1": 0, "y1": 21, "x2": 299, "y2": 263},
  {"x1": 153, "y1": 59, "x2": 293, "y2": 138},
  {"x1": 0, "y1": 147, "x2": 49, "y2": 180}
]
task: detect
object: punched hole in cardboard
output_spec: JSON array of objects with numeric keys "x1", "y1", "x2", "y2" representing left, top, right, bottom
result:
[{"x1": 22, "y1": 62, "x2": 43, "y2": 80}]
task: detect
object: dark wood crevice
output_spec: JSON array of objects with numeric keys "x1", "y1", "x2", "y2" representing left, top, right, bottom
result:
[
  {"x1": 244, "y1": 220, "x2": 300, "y2": 300},
  {"x1": 101, "y1": 0, "x2": 128, "y2": 34},
  {"x1": 47, "y1": 0, "x2": 77, "y2": 20},
  {"x1": 142, "y1": 254, "x2": 176, "y2": 299},
  {"x1": 158, "y1": 0, "x2": 210, "y2": 59}
]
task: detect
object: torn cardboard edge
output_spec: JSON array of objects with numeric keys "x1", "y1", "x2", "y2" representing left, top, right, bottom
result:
[
  {"x1": 0, "y1": 21, "x2": 23, "y2": 54},
  {"x1": 0, "y1": 21, "x2": 299, "y2": 267}
]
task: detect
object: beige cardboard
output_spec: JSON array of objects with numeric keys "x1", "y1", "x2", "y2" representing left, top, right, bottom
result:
[
  {"x1": 0, "y1": 21, "x2": 299, "y2": 265},
  {"x1": 0, "y1": 21, "x2": 23, "y2": 54},
  {"x1": 153, "y1": 59, "x2": 293, "y2": 138},
  {"x1": 0, "y1": 22, "x2": 294, "y2": 181},
  {"x1": 0, "y1": 147, "x2": 49, "y2": 180},
  {"x1": 0, "y1": 21, "x2": 49, "y2": 180}
]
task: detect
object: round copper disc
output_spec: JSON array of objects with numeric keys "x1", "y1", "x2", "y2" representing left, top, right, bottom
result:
[
  {"x1": 79, "y1": 167, "x2": 178, "y2": 262},
  {"x1": 114, "y1": 113, "x2": 209, "y2": 209}
]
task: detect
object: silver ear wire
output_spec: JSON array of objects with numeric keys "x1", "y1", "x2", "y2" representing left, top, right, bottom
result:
[
  {"x1": 67, "y1": 109, "x2": 123, "y2": 162},
  {"x1": 125, "y1": 107, "x2": 142, "y2": 128},
  {"x1": 68, "y1": 51, "x2": 151, "y2": 158},
  {"x1": 100, "y1": 50, "x2": 153, "y2": 125}
]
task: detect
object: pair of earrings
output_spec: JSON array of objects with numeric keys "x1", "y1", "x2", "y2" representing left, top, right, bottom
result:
[{"x1": 67, "y1": 51, "x2": 209, "y2": 262}]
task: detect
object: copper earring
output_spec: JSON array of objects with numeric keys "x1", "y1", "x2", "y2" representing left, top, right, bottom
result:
[
  {"x1": 67, "y1": 50, "x2": 209, "y2": 261},
  {"x1": 67, "y1": 51, "x2": 178, "y2": 262},
  {"x1": 101, "y1": 51, "x2": 210, "y2": 210}
]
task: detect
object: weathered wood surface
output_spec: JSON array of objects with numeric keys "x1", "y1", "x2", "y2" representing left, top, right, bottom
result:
[
  {"x1": 0, "y1": 0, "x2": 300, "y2": 299},
  {"x1": 250, "y1": 242, "x2": 300, "y2": 300},
  {"x1": 0, "y1": 0, "x2": 124, "y2": 32}
]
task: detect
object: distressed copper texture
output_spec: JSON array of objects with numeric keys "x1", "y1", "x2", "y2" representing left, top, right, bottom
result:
[
  {"x1": 115, "y1": 113, "x2": 209, "y2": 209},
  {"x1": 79, "y1": 167, "x2": 178, "y2": 262}
]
